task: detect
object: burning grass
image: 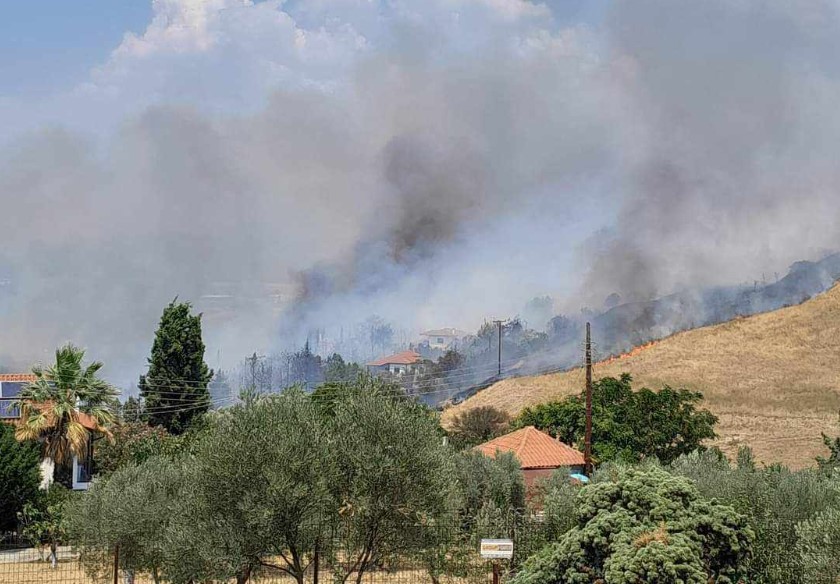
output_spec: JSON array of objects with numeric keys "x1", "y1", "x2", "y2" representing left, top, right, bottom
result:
[{"x1": 442, "y1": 284, "x2": 840, "y2": 469}]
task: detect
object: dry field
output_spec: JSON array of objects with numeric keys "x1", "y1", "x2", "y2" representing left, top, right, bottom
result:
[{"x1": 442, "y1": 284, "x2": 840, "y2": 469}]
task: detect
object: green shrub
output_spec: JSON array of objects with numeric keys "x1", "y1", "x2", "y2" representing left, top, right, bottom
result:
[
  {"x1": 0, "y1": 422, "x2": 42, "y2": 531},
  {"x1": 670, "y1": 448, "x2": 840, "y2": 583},
  {"x1": 512, "y1": 467, "x2": 753, "y2": 584},
  {"x1": 796, "y1": 506, "x2": 840, "y2": 583}
]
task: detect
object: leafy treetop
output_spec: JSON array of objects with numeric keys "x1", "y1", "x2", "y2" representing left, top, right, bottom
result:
[
  {"x1": 514, "y1": 374, "x2": 717, "y2": 464},
  {"x1": 139, "y1": 300, "x2": 213, "y2": 434}
]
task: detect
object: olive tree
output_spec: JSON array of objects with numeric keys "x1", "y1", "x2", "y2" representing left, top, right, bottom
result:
[
  {"x1": 330, "y1": 388, "x2": 458, "y2": 584},
  {"x1": 66, "y1": 456, "x2": 184, "y2": 583},
  {"x1": 670, "y1": 448, "x2": 840, "y2": 584},
  {"x1": 164, "y1": 389, "x2": 335, "y2": 584}
]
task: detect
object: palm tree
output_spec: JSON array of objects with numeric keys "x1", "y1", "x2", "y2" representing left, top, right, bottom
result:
[{"x1": 15, "y1": 344, "x2": 119, "y2": 485}]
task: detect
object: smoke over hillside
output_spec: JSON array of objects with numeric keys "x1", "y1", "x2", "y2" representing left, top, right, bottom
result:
[{"x1": 1, "y1": 0, "x2": 840, "y2": 386}]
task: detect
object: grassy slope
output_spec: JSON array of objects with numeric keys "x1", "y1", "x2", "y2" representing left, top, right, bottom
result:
[{"x1": 442, "y1": 285, "x2": 840, "y2": 469}]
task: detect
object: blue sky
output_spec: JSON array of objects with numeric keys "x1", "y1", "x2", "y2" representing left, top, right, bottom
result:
[
  {"x1": 0, "y1": 0, "x2": 609, "y2": 98},
  {"x1": 0, "y1": 1, "x2": 151, "y2": 94}
]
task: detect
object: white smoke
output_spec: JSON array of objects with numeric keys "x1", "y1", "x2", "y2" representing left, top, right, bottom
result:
[{"x1": 1, "y1": 0, "x2": 839, "y2": 388}]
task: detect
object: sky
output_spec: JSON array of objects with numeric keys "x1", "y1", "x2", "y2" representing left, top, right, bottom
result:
[
  {"x1": 0, "y1": 2, "x2": 152, "y2": 94},
  {"x1": 2, "y1": 0, "x2": 840, "y2": 388}
]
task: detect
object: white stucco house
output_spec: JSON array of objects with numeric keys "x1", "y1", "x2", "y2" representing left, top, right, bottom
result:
[{"x1": 420, "y1": 328, "x2": 468, "y2": 351}]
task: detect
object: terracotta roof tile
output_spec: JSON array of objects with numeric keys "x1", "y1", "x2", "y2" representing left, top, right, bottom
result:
[
  {"x1": 474, "y1": 426, "x2": 585, "y2": 469},
  {"x1": 367, "y1": 350, "x2": 422, "y2": 367},
  {"x1": 0, "y1": 374, "x2": 37, "y2": 382}
]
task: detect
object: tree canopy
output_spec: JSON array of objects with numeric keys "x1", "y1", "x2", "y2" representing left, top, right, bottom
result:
[
  {"x1": 0, "y1": 422, "x2": 41, "y2": 531},
  {"x1": 448, "y1": 406, "x2": 511, "y2": 449},
  {"x1": 512, "y1": 466, "x2": 753, "y2": 584},
  {"x1": 139, "y1": 300, "x2": 213, "y2": 434},
  {"x1": 514, "y1": 374, "x2": 717, "y2": 464}
]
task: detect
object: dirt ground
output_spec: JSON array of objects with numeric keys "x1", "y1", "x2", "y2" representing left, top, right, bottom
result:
[{"x1": 0, "y1": 558, "x2": 491, "y2": 584}]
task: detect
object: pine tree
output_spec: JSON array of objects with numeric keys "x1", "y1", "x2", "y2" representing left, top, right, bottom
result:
[{"x1": 139, "y1": 300, "x2": 213, "y2": 434}]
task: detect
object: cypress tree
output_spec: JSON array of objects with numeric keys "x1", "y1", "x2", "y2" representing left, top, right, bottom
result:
[{"x1": 139, "y1": 300, "x2": 213, "y2": 434}]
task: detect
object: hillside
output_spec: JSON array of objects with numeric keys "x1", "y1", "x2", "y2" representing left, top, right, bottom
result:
[{"x1": 442, "y1": 284, "x2": 840, "y2": 469}]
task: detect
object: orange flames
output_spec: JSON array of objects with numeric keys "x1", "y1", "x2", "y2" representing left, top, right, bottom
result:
[{"x1": 599, "y1": 341, "x2": 658, "y2": 365}]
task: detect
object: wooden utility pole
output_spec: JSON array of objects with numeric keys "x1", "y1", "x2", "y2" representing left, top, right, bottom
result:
[
  {"x1": 493, "y1": 320, "x2": 504, "y2": 377},
  {"x1": 584, "y1": 322, "x2": 593, "y2": 476}
]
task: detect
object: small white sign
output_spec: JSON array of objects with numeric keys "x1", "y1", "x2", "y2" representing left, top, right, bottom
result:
[{"x1": 480, "y1": 539, "x2": 514, "y2": 559}]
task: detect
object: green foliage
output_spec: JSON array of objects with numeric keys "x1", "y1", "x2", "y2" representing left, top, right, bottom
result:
[
  {"x1": 18, "y1": 484, "x2": 72, "y2": 554},
  {"x1": 795, "y1": 506, "x2": 840, "y2": 583},
  {"x1": 324, "y1": 353, "x2": 364, "y2": 383},
  {"x1": 0, "y1": 423, "x2": 42, "y2": 531},
  {"x1": 817, "y1": 416, "x2": 840, "y2": 472},
  {"x1": 310, "y1": 373, "x2": 406, "y2": 418},
  {"x1": 532, "y1": 468, "x2": 580, "y2": 540},
  {"x1": 512, "y1": 467, "x2": 753, "y2": 584},
  {"x1": 66, "y1": 457, "x2": 184, "y2": 582},
  {"x1": 448, "y1": 406, "x2": 511, "y2": 449},
  {"x1": 454, "y1": 451, "x2": 525, "y2": 519},
  {"x1": 93, "y1": 421, "x2": 180, "y2": 475},
  {"x1": 139, "y1": 300, "x2": 213, "y2": 434},
  {"x1": 514, "y1": 374, "x2": 717, "y2": 464},
  {"x1": 331, "y1": 384, "x2": 458, "y2": 583},
  {"x1": 166, "y1": 388, "x2": 333, "y2": 584},
  {"x1": 670, "y1": 448, "x2": 840, "y2": 583}
]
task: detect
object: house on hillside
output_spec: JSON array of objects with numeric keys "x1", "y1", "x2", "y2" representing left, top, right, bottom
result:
[
  {"x1": 475, "y1": 426, "x2": 585, "y2": 488},
  {"x1": 0, "y1": 374, "x2": 99, "y2": 491},
  {"x1": 366, "y1": 350, "x2": 423, "y2": 376},
  {"x1": 420, "y1": 328, "x2": 468, "y2": 351}
]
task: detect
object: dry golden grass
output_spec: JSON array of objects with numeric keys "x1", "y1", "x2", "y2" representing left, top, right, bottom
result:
[
  {"x1": 0, "y1": 559, "x2": 482, "y2": 584},
  {"x1": 442, "y1": 284, "x2": 840, "y2": 469}
]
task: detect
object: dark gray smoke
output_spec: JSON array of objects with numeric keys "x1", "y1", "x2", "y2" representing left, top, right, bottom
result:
[{"x1": 2, "y1": 0, "x2": 840, "y2": 388}]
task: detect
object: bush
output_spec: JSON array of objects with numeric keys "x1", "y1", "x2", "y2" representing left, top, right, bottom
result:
[
  {"x1": 511, "y1": 467, "x2": 753, "y2": 584},
  {"x1": 796, "y1": 506, "x2": 840, "y2": 583},
  {"x1": 670, "y1": 448, "x2": 840, "y2": 584},
  {"x1": 93, "y1": 421, "x2": 180, "y2": 475},
  {"x1": 0, "y1": 422, "x2": 42, "y2": 531},
  {"x1": 17, "y1": 485, "x2": 72, "y2": 568},
  {"x1": 454, "y1": 450, "x2": 525, "y2": 519},
  {"x1": 532, "y1": 468, "x2": 579, "y2": 540}
]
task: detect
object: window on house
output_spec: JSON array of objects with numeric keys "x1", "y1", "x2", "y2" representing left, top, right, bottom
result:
[
  {"x1": 0, "y1": 399, "x2": 20, "y2": 419},
  {"x1": 437, "y1": 337, "x2": 445, "y2": 344},
  {"x1": 75, "y1": 439, "x2": 96, "y2": 485}
]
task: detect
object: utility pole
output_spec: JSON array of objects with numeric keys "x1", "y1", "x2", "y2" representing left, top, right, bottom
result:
[
  {"x1": 584, "y1": 322, "x2": 593, "y2": 477},
  {"x1": 493, "y1": 320, "x2": 505, "y2": 377}
]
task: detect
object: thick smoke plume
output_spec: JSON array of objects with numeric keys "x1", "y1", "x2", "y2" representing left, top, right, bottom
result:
[{"x1": 2, "y1": 0, "x2": 840, "y2": 387}]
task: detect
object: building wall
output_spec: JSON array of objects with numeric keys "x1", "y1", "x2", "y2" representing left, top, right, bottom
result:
[{"x1": 523, "y1": 466, "x2": 586, "y2": 488}]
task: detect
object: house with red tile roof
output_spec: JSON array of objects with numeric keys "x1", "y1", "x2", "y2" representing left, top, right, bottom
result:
[
  {"x1": 366, "y1": 350, "x2": 423, "y2": 376},
  {"x1": 474, "y1": 426, "x2": 585, "y2": 488},
  {"x1": 1, "y1": 373, "x2": 101, "y2": 490}
]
